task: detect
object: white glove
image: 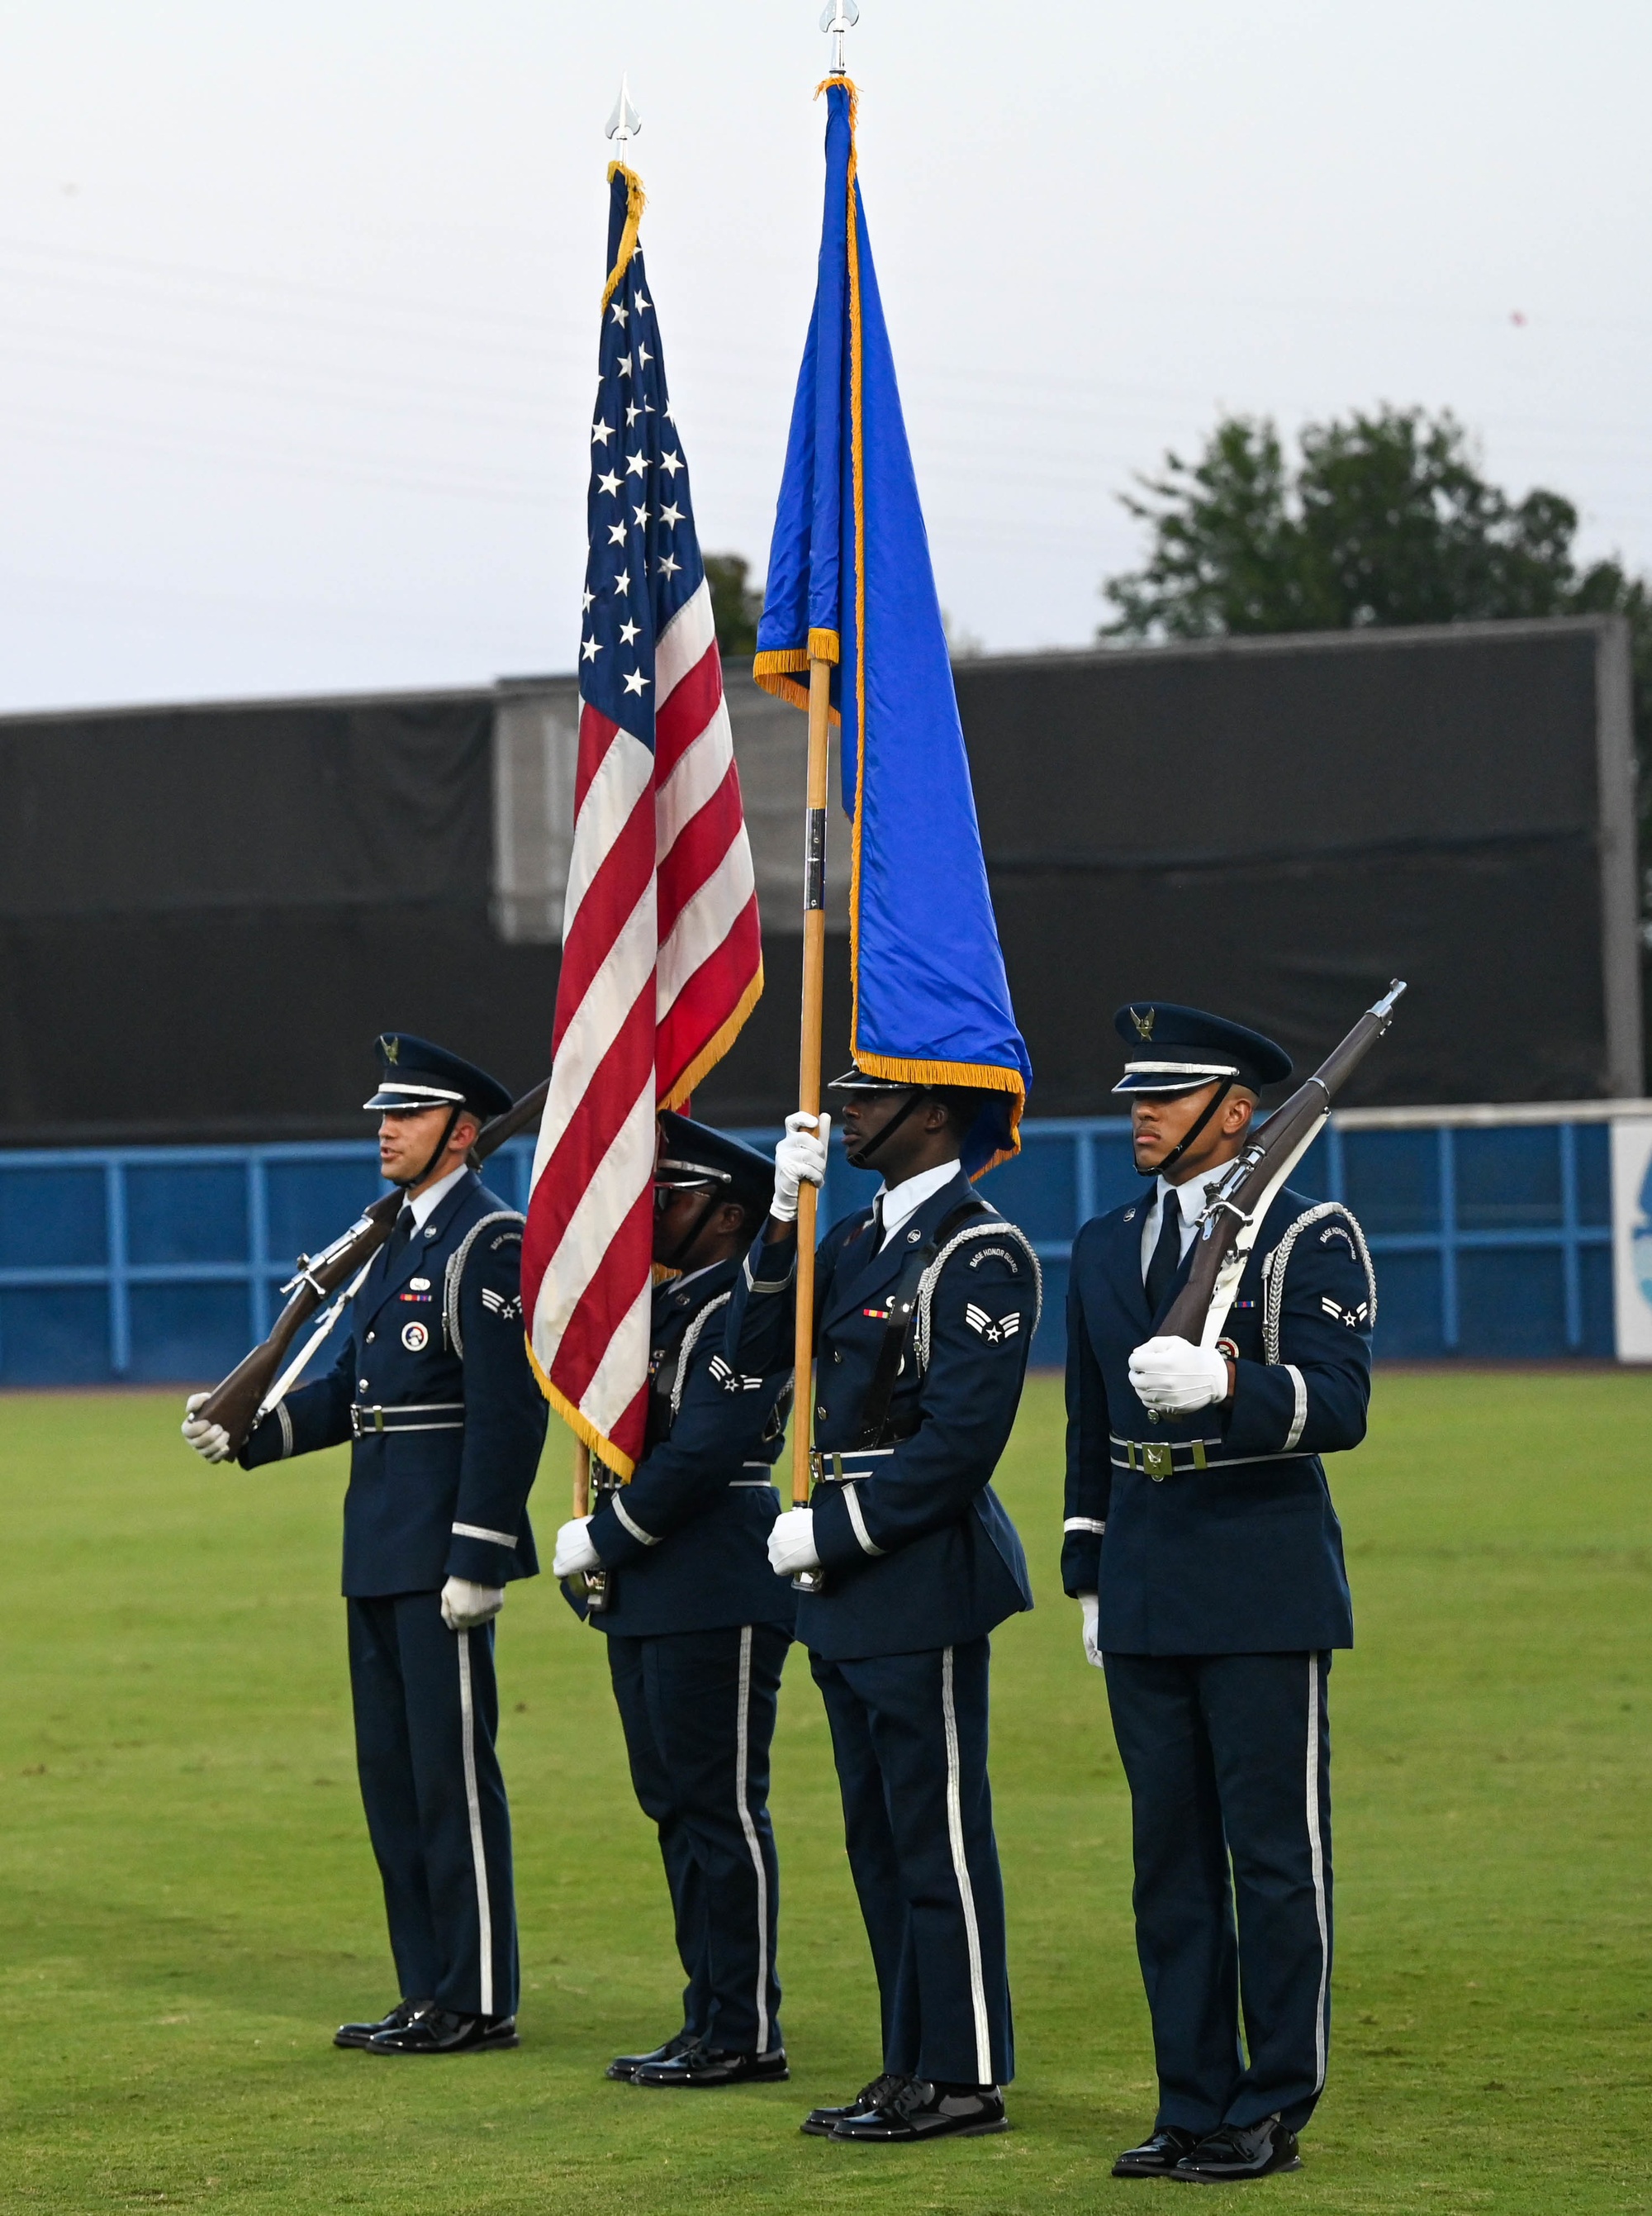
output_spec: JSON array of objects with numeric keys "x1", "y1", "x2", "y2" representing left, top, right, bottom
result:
[
  {"x1": 771, "y1": 1111, "x2": 830, "y2": 1222},
  {"x1": 1128, "y1": 1335, "x2": 1231, "y2": 1415},
  {"x1": 553, "y1": 1516, "x2": 601, "y2": 1580},
  {"x1": 1079, "y1": 1591, "x2": 1103, "y2": 1669},
  {"x1": 767, "y1": 1506, "x2": 821, "y2": 1578},
  {"x1": 440, "y1": 1576, "x2": 505, "y2": 1632},
  {"x1": 181, "y1": 1391, "x2": 233, "y2": 1464}
]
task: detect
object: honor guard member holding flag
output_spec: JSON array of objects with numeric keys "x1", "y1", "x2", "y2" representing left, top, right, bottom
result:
[
  {"x1": 183, "y1": 1035, "x2": 548, "y2": 2056},
  {"x1": 1062, "y1": 1006, "x2": 1375, "y2": 2184},
  {"x1": 727, "y1": 1069, "x2": 1037, "y2": 2144},
  {"x1": 552, "y1": 1115, "x2": 796, "y2": 2088}
]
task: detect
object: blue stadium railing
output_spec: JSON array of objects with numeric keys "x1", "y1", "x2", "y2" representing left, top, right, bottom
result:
[{"x1": 0, "y1": 1115, "x2": 1614, "y2": 1386}]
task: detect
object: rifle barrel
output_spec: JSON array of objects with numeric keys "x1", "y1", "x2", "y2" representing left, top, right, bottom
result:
[
  {"x1": 1158, "y1": 982, "x2": 1406, "y2": 1346},
  {"x1": 192, "y1": 1073, "x2": 550, "y2": 1453}
]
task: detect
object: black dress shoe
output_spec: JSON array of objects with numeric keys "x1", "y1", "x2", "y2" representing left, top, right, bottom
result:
[
  {"x1": 606, "y1": 2033, "x2": 698, "y2": 2082},
  {"x1": 333, "y1": 1999, "x2": 428, "y2": 2052},
  {"x1": 801, "y1": 2072, "x2": 912, "y2": 2138},
  {"x1": 633, "y1": 2044, "x2": 789, "y2": 2088},
  {"x1": 1112, "y1": 2126, "x2": 1202, "y2": 2177},
  {"x1": 1172, "y1": 2118, "x2": 1301, "y2": 2182},
  {"x1": 829, "y1": 2079, "x2": 1008, "y2": 2142},
  {"x1": 367, "y1": 2006, "x2": 520, "y2": 2055}
]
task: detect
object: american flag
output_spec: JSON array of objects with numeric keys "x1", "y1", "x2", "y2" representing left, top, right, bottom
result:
[{"x1": 523, "y1": 166, "x2": 763, "y2": 1477}]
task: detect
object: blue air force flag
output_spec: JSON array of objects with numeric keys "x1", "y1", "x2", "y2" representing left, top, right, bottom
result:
[{"x1": 753, "y1": 78, "x2": 1030, "y2": 1176}]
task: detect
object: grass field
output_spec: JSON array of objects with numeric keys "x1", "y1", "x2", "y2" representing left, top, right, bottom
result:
[{"x1": 0, "y1": 1373, "x2": 1647, "y2": 2214}]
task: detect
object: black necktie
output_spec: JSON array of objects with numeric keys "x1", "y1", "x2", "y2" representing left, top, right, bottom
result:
[
  {"x1": 871, "y1": 1196, "x2": 886, "y2": 1249},
  {"x1": 383, "y1": 1207, "x2": 415, "y2": 1267},
  {"x1": 1144, "y1": 1186, "x2": 1182, "y2": 1315}
]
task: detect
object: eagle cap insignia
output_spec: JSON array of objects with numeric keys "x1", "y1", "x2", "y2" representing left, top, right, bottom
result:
[
  {"x1": 382, "y1": 1034, "x2": 400, "y2": 1063},
  {"x1": 1130, "y1": 1006, "x2": 1156, "y2": 1041}
]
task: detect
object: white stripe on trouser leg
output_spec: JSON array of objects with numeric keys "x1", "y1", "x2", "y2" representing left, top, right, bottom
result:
[
  {"x1": 1306, "y1": 1653, "x2": 1329, "y2": 2090},
  {"x1": 941, "y1": 1646, "x2": 993, "y2": 2085},
  {"x1": 456, "y1": 1631, "x2": 494, "y2": 2018},
  {"x1": 733, "y1": 1624, "x2": 771, "y2": 2055}
]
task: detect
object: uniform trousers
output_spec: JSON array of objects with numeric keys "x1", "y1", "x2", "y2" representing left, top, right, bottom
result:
[
  {"x1": 811, "y1": 1637, "x2": 1014, "y2": 2088},
  {"x1": 347, "y1": 1592, "x2": 519, "y2": 2019},
  {"x1": 605, "y1": 1624, "x2": 788, "y2": 2057},
  {"x1": 1103, "y1": 1649, "x2": 1332, "y2": 2134}
]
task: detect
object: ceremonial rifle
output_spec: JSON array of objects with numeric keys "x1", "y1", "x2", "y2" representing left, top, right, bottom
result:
[
  {"x1": 192, "y1": 1077, "x2": 550, "y2": 1457},
  {"x1": 1161, "y1": 982, "x2": 1408, "y2": 1348}
]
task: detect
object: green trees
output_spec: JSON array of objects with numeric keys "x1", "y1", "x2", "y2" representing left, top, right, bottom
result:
[
  {"x1": 1102, "y1": 407, "x2": 1650, "y2": 750},
  {"x1": 704, "y1": 553, "x2": 766, "y2": 660}
]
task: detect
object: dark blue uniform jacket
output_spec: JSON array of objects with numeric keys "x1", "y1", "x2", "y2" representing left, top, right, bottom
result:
[
  {"x1": 582, "y1": 1256, "x2": 797, "y2": 1640},
  {"x1": 240, "y1": 1171, "x2": 548, "y2": 1598},
  {"x1": 726, "y1": 1169, "x2": 1036, "y2": 1663},
  {"x1": 1062, "y1": 1182, "x2": 1373, "y2": 1656}
]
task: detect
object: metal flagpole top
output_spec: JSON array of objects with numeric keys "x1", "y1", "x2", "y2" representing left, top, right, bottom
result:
[
  {"x1": 606, "y1": 72, "x2": 642, "y2": 160},
  {"x1": 819, "y1": 1, "x2": 859, "y2": 76}
]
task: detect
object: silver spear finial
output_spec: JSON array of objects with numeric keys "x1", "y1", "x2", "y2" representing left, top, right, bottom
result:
[
  {"x1": 605, "y1": 73, "x2": 642, "y2": 163},
  {"x1": 819, "y1": 0, "x2": 860, "y2": 77}
]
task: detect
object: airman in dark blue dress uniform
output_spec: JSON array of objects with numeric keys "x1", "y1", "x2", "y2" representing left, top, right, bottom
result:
[
  {"x1": 1062, "y1": 1006, "x2": 1375, "y2": 2184},
  {"x1": 551, "y1": 1114, "x2": 796, "y2": 2090},
  {"x1": 183, "y1": 1035, "x2": 547, "y2": 2057},
  {"x1": 729, "y1": 1068, "x2": 1037, "y2": 2144}
]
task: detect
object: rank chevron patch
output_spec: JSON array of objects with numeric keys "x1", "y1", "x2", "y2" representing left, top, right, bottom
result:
[{"x1": 965, "y1": 1302, "x2": 1021, "y2": 1344}]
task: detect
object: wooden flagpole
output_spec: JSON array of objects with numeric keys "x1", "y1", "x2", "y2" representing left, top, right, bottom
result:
[
  {"x1": 572, "y1": 1438, "x2": 591, "y2": 1517},
  {"x1": 790, "y1": 652, "x2": 834, "y2": 1507}
]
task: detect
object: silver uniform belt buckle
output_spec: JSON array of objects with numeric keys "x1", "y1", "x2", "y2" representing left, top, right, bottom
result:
[
  {"x1": 1142, "y1": 1440, "x2": 1173, "y2": 1481},
  {"x1": 349, "y1": 1405, "x2": 387, "y2": 1439}
]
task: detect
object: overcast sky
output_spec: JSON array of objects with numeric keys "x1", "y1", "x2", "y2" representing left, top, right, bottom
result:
[{"x1": 0, "y1": 1, "x2": 1646, "y2": 710}]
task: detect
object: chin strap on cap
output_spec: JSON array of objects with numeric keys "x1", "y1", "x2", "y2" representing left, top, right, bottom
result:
[
  {"x1": 851, "y1": 1088, "x2": 928, "y2": 1171},
  {"x1": 661, "y1": 1190, "x2": 722, "y2": 1272},
  {"x1": 395, "y1": 1103, "x2": 466, "y2": 1192},
  {"x1": 1138, "y1": 1077, "x2": 1235, "y2": 1179}
]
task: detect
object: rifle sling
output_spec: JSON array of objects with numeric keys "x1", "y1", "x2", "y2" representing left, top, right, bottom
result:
[{"x1": 852, "y1": 1197, "x2": 989, "y2": 1450}]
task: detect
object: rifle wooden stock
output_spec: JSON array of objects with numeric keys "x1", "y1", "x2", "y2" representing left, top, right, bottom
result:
[
  {"x1": 1160, "y1": 984, "x2": 1406, "y2": 1347},
  {"x1": 193, "y1": 1076, "x2": 550, "y2": 1454}
]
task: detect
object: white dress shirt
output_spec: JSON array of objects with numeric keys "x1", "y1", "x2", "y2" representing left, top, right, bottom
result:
[
  {"x1": 405, "y1": 1162, "x2": 469, "y2": 1229},
  {"x1": 876, "y1": 1158, "x2": 963, "y2": 1248},
  {"x1": 1138, "y1": 1161, "x2": 1240, "y2": 1282}
]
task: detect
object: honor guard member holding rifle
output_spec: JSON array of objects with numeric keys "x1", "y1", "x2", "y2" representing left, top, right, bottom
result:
[
  {"x1": 551, "y1": 1114, "x2": 796, "y2": 2090},
  {"x1": 1063, "y1": 1006, "x2": 1375, "y2": 2185},
  {"x1": 182, "y1": 1035, "x2": 548, "y2": 2056},
  {"x1": 727, "y1": 1067, "x2": 1037, "y2": 2144}
]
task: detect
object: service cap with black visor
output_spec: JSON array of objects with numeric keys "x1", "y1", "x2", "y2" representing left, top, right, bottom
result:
[
  {"x1": 653, "y1": 1110, "x2": 778, "y2": 1275},
  {"x1": 1113, "y1": 1002, "x2": 1294, "y2": 1178},
  {"x1": 1110, "y1": 1004, "x2": 1294, "y2": 1419},
  {"x1": 366, "y1": 1033, "x2": 515, "y2": 1196}
]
